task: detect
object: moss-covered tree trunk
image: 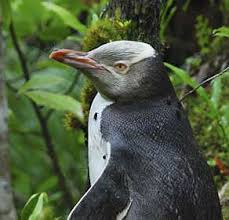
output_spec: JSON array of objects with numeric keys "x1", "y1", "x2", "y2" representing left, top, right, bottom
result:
[
  {"x1": 0, "y1": 30, "x2": 17, "y2": 220},
  {"x1": 105, "y1": 0, "x2": 161, "y2": 51}
]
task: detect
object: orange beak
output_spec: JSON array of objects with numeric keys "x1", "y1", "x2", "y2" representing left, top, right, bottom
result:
[{"x1": 49, "y1": 49, "x2": 103, "y2": 70}]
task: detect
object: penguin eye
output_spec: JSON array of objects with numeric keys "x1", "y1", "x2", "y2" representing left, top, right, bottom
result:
[{"x1": 113, "y1": 62, "x2": 128, "y2": 73}]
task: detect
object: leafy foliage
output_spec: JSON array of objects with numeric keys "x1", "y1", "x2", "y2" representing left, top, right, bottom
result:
[
  {"x1": 24, "y1": 91, "x2": 84, "y2": 122},
  {"x1": 21, "y1": 193, "x2": 50, "y2": 220},
  {"x1": 160, "y1": 0, "x2": 177, "y2": 42},
  {"x1": 195, "y1": 15, "x2": 213, "y2": 55},
  {"x1": 213, "y1": 26, "x2": 229, "y2": 38},
  {"x1": 42, "y1": 2, "x2": 87, "y2": 33},
  {"x1": 165, "y1": 63, "x2": 209, "y2": 101},
  {"x1": 0, "y1": 0, "x2": 12, "y2": 28},
  {"x1": 18, "y1": 74, "x2": 69, "y2": 95}
]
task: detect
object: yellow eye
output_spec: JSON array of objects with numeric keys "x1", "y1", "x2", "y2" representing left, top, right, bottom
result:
[{"x1": 114, "y1": 62, "x2": 128, "y2": 73}]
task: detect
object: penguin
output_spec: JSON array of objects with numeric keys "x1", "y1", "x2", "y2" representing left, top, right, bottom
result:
[{"x1": 49, "y1": 41, "x2": 222, "y2": 220}]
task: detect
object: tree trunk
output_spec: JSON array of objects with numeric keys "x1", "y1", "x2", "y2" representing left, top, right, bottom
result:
[
  {"x1": 0, "y1": 29, "x2": 17, "y2": 220},
  {"x1": 105, "y1": 0, "x2": 161, "y2": 51}
]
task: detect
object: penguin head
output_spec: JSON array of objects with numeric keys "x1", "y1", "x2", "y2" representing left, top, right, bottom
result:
[{"x1": 50, "y1": 40, "x2": 174, "y2": 101}]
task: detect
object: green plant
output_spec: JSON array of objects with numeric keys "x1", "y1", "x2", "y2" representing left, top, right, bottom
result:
[
  {"x1": 82, "y1": 18, "x2": 130, "y2": 51},
  {"x1": 21, "y1": 193, "x2": 52, "y2": 220},
  {"x1": 160, "y1": 0, "x2": 177, "y2": 42},
  {"x1": 1, "y1": 0, "x2": 90, "y2": 217},
  {"x1": 213, "y1": 26, "x2": 229, "y2": 38},
  {"x1": 195, "y1": 15, "x2": 213, "y2": 55}
]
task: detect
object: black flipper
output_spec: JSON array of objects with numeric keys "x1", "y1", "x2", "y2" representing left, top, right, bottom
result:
[{"x1": 68, "y1": 152, "x2": 130, "y2": 220}]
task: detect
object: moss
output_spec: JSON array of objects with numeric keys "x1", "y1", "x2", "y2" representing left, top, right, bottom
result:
[
  {"x1": 82, "y1": 18, "x2": 130, "y2": 51},
  {"x1": 80, "y1": 80, "x2": 97, "y2": 123},
  {"x1": 221, "y1": 183, "x2": 229, "y2": 220},
  {"x1": 63, "y1": 112, "x2": 84, "y2": 131}
]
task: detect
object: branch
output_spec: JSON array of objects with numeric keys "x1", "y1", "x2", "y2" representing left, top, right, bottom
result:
[
  {"x1": 9, "y1": 22, "x2": 74, "y2": 206},
  {"x1": 180, "y1": 67, "x2": 229, "y2": 102},
  {"x1": 9, "y1": 23, "x2": 30, "y2": 81}
]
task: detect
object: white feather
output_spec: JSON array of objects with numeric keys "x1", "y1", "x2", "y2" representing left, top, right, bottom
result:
[
  {"x1": 68, "y1": 93, "x2": 113, "y2": 219},
  {"x1": 117, "y1": 199, "x2": 133, "y2": 220},
  {"x1": 88, "y1": 93, "x2": 114, "y2": 185}
]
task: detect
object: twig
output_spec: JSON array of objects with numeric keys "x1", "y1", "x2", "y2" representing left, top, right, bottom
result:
[
  {"x1": 9, "y1": 23, "x2": 30, "y2": 81},
  {"x1": 9, "y1": 22, "x2": 74, "y2": 206},
  {"x1": 180, "y1": 67, "x2": 229, "y2": 102}
]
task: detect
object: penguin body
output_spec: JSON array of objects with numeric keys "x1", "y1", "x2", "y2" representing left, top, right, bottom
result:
[
  {"x1": 68, "y1": 94, "x2": 221, "y2": 220},
  {"x1": 99, "y1": 96, "x2": 221, "y2": 220},
  {"x1": 50, "y1": 41, "x2": 222, "y2": 220}
]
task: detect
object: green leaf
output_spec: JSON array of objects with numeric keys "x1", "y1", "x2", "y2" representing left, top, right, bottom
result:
[
  {"x1": 67, "y1": 35, "x2": 83, "y2": 43},
  {"x1": 29, "y1": 193, "x2": 48, "y2": 220},
  {"x1": 21, "y1": 194, "x2": 40, "y2": 220},
  {"x1": 160, "y1": 0, "x2": 176, "y2": 41},
  {"x1": 164, "y1": 62, "x2": 209, "y2": 101},
  {"x1": 213, "y1": 26, "x2": 229, "y2": 38},
  {"x1": 42, "y1": 2, "x2": 87, "y2": 33},
  {"x1": 211, "y1": 77, "x2": 222, "y2": 109},
  {"x1": 91, "y1": 13, "x2": 99, "y2": 25},
  {"x1": 207, "y1": 159, "x2": 216, "y2": 167},
  {"x1": 221, "y1": 104, "x2": 229, "y2": 126},
  {"x1": 25, "y1": 90, "x2": 84, "y2": 122},
  {"x1": 37, "y1": 176, "x2": 58, "y2": 192},
  {"x1": 18, "y1": 74, "x2": 69, "y2": 95},
  {"x1": 11, "y1": 0, "x2": 46, "y2": 37},
  {"x1": 21, "y1": 193, "x2": 48, "y2": 220},
  {"x1": 182, "y1": 0, "x2": 191, "y2": 12},
  {"x1": 0, "y1": 0, "x2": 11, "y2": 28}
]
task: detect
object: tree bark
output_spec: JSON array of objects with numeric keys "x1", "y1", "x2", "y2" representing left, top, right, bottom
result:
[
  {"x1": 0, "y1": 31, "x2": 17, "y2": 219},
  {"x1": 105, "y1": 0, "x2": 161, "y2": 51}
]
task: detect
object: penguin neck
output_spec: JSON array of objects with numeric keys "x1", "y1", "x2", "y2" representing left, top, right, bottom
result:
[
  {"x1": 100, "y1": 90, "x2": 178, "y2": 106},
  {"x1": 116, "y1": 86, "x2": 178, "y2": 105},
  {"x1": 118, "y1": 71, "x2": 177, "y2": 103},
  {"x1": 116, "y1": 94, "x2": 180, "y2": 111}
]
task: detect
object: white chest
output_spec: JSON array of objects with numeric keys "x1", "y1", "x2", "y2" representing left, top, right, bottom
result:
[{"x1": 88, "y1": 93, "x2": 114, "y2": 185}]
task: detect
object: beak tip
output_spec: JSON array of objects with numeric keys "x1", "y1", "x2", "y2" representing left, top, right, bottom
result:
[
  {"x1": 49, "y1": 53, "x2": 54, "y2": 59},
  {"x1": 49, "y1": 51, "x2": 62, "y2": 60}
]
